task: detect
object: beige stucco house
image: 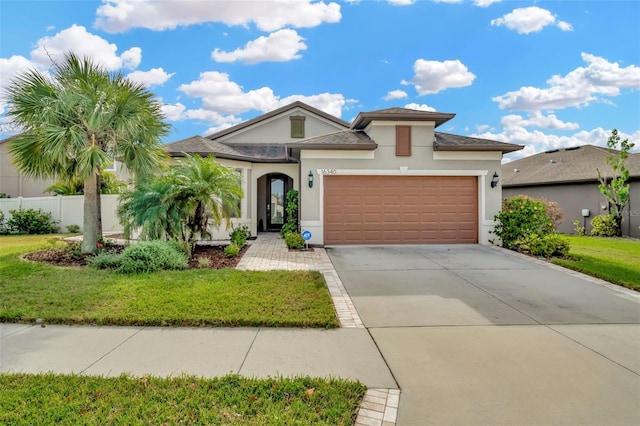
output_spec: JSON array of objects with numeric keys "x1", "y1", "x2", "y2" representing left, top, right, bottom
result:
[{"x1": 166, "y1": 102, "x2": 523, "y2": 245}]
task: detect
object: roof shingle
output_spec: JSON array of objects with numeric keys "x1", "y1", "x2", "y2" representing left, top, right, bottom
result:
[{"x1": 503, "y1": 145, "x2": 640, "y2": 187}]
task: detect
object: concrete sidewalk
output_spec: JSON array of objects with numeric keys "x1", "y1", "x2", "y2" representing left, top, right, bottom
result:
[
  {"x1": 1, "y1": 233, "x2": 398, "y2": 426},
  {"x1": 0, "y1": 324, "x2": 394, "y2": 387}
]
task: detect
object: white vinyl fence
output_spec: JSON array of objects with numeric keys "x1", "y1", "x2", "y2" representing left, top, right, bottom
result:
[
  {"x1": 0, "y1": 195, "x2": 246, "y2": 240},
  {"x1": 0, "y1": 195, "x2": 123, "y2": 233}
]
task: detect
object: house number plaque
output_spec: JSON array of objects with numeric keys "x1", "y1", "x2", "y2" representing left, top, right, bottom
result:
[{"x1": 321, "y1": 169, "x2": 337, "y2": 175}]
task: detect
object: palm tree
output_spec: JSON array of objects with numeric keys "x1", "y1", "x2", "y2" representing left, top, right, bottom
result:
[
  {"x1": 5, "y1": 52, "x2": 168, "y2": 253},
  {"x1": 46, "y1": 170, "x2": 125, "y2": 196},
  {"x1": 118, "y1": 154, "x2": 243, "y2": 254}
]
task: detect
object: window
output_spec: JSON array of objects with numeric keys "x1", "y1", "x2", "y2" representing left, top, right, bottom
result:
[
  {"x1": 396, "y1": 125, "x2": 411, "y2": 156},
  {"x1": 290, "y1": 116, "x2": 306, "y2": 138}
]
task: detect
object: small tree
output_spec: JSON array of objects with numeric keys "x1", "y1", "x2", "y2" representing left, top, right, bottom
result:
[
  {"x1": 597, "y1": 129, "x2": 635, "y2": 237},
  {"x1": 5, "y1": 52, "x2": 168, "y2": 253},
  {"x1": 118, "y1": 155, "x2": 243, "y2": 254}
]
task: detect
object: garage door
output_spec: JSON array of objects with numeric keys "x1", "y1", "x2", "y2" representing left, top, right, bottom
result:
[{"x1": 324, "y1": 176, "x2": 478, "y2": 244}]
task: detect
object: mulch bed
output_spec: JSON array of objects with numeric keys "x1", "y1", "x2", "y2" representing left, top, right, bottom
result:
[{"x1": 23, "y1": 243, "x2": 247, "y2": 270}]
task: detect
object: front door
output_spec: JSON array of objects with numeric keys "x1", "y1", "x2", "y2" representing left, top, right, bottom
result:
[{"x1": 267, "y1": 174, "x2": 287, "y2": 230}]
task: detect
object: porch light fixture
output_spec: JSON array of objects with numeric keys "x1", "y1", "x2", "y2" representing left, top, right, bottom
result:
[
  {"x1": 308, "y1": 170, "x2": 314, "y2": 188},
  {"x1": 490, "y1": 172, "x2": 499, "y2": 188}
]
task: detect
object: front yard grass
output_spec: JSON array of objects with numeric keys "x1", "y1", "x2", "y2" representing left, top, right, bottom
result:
[
  {"x1": 0, "y1": 373, "x2": 366, "y2": 425},
  {"x1": 0, "y1": 235, "x2": 339, "y2": 328},
  {"x1": 553, "y1": 235, "x2": 640, "y2": 291}
]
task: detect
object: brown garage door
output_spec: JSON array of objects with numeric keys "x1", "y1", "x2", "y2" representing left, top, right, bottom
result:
[{"x1": 324, "y1": 175, "x2": 478, "y2": 244}]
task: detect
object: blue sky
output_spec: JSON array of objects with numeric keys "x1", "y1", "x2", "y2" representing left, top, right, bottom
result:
[{"x1": 1, "y1": 0, "x2": 639, "y2": 161}]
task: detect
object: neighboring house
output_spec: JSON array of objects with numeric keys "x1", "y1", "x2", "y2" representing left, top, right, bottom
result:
[
  {"x1": 0, "y1": 136, "x2": 130, "y2": 198},
  {"x1": 166, "y1": 101, "x2": 523, "y2": 245},
  {"x1": 503, "y1": 145, "x2": 640, "y2": 238},
  {"x1": 0, "y1": 136, "x2": 55, "y2": 197}
]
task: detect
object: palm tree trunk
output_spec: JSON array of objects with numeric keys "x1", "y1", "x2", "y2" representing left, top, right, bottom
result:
[
  {"x1": 82, "y1": 172, "x2": 100, "y2": 253},
  {"x1": 96, "y1": 173, "x2": 103, "y2": 238}
]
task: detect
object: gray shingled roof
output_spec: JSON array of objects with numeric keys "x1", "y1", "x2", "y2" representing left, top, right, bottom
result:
[
  {"x1": 434, "y1": 132, "x2": 524, "y2": 153},
  {"x1": 165, "y1": 136, "x2": 290, "y2": 162},
  {"x1": 351, "y1": 108, "x2": 456, "y2": 130},
  {"x1": 503, "y1": 145, "x2": 640, "y2": 187},
  {"x1": 286, "y1": 130, "x2": 377, "y2": 150}
]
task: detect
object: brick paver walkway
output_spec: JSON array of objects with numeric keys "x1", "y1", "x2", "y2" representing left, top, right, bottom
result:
[
  {"x1": 237, "y1": 233, "x2": 397, "y2": 425},
  {"x1": 237, "y1": 233, "x2": 364, "y2": 329}
]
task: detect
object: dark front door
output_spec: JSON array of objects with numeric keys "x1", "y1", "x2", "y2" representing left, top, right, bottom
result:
[{"x1": 267, "y1": 174, "x2": 287, "y2": 230}]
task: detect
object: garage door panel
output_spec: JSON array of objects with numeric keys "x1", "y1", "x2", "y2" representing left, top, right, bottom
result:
[{"x1": 324, "y1": 176, "x2": 478, "y2": 244}]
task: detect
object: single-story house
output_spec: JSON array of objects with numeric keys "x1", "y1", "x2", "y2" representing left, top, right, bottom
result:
[
  {"x1": 503, "y1": 145, "x2": 640, "y2": 238},
  {"x1": 165, "y1": 101, "x2": 523, "y2": 245}
]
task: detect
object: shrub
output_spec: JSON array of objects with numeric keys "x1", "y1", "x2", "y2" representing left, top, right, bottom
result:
[
  {"x1": 572, "y1": 220, "x2": 585, "y2": 236},
  {"x1": 66, "y1": 224, "x2": 80, "y2": 233},
  {"x1": 118, "y1": 241, "x2": 188, "y2": 274},
  {"x1": 0, "y1": 210, "x2": 10, "y2": 235},
  {"x1": 280, "y1": 189, "x2": 299, "y2": 237},
  {"x1": 197, "y1": 257, "x2": 212, "y2": 268},
  {"x1": 590, "y1": 214, "x2": 618, "y2": 237},
  {"x1": 224, "y1": 243, "x2": 240, "y2": 258},
  {"x1": 284, "y1": 232, "x2": 305, "y2": 249},
  {"x1": 492, "y1": 196, "x2": 554, "y2": 249},
  {"x1": 229, "y1": 225, "x2": 250, "y2": 248},
  {"x1": 528, "y1": 234, "x2": 571, "y2": 258},
  {"x1": 89, "y1": 252, "x2": 123, "y2": 270},
  {"x1": 7, "y1": 208, "x2": 59, "y2": 234}
]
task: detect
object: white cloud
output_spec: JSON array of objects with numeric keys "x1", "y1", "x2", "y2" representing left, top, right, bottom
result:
[
  {"x1": 474, "y1": 0, "x2": 501, "y2": 7},
  {"x1": 30, "y1": 25, "x2": 142, "y2": 71},
  {"x1": 493, "y1": 53, "x2": 640, "y2": 111},
  {"x1": 490, "y1": 6, "x2": 572, "y2": 34},
  {"x1": 95, "y1": 0, "x2": 341, "y2": 33},
  {"x1": 160, "y1": 102, "x2": 187, "y2": 121},
  {"x1": 212, "y1": 29, "x2": 306, "y2": 64},
  {"x1": 127, "y1": 67, "x2": 174, "y2": 86},
  {"x1": 433, "y1": 0, "x2": 463, "y2": 3},
  {"x1": 404, "y1": 103, "x2": 436, "y2": 112},
  {"x1": 473, "y1": 116, "x2": 640, "y2": 162},
  {"x1": 476, "y1": 124, "x2": 490, "y2": 132},
  {"x1": 175, "y1": 71, "x2": 350, "y2": 131},
  {"x1": 178, "y1": 71, "x2": 349, "y2": 118},
  {"x1": 384, "y1": 90, "x2": 408, "y2": 101},
  {"x1": 557, "y1": 21, "x2": 573, "y2": 31},
  {"x1": 502, "y1": 112, "x2": 579, "y2": 131},
  {"x1": 402, "y1": 58, "x2": 475, "y2": 95},
  {"x1": 387, "y1": 0, "x2": 415, "y2": 5}
]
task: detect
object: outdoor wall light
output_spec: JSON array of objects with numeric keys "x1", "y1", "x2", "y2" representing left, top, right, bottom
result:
[
  {"x1": 308, "y1": 170, "x2": 314, "y2": 188},
  {"x1": 490, "y1": 172, "x2": 500, "y2": 188}
]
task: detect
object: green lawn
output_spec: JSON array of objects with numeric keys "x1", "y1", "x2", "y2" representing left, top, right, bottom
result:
[
  {"x1": 0, "y1": 373, "x2": 366, "y2": 425},
  {"x1": 553, "y1": 235, "x2": 640, "y2": 291},
  {"x1": 0, "y1": 235, "x2": 339, "y2": 328}
]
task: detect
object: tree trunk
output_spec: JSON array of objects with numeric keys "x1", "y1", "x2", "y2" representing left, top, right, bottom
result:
[
  {"x1": 96, "y1": 173, "x2": 103, "y2": 238},
  {"x1": 82, "y1": 172, "x2": 100, "y2": 253}
]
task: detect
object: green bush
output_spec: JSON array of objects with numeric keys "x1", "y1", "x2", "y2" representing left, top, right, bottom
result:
[
  {"x1": 118, "y1": 241, "x2": 188, "y2": 274},
  {"x1": 66, "y1": 224, "x2": 80, "y2": 233},
  {"x1": 0, "y1": 210, "x2": 10, "y2": 235},
  {"x1": 229, "y1": 225, "x2": 250, "y2": 248},
  {"x1": 7, "y1": 208, "x2": 59, "y2": 234},
  {"x1": 284, "y1": 232, "x2": 305, "y2": 249},
  {"x1": 572, "y1": 220, "x2": 585, "y2": 236},
  {"x1": 492, "y1": 196, "x2": 554, "y2": 249},
  {"x1": 280, "y1": 189, "x2": 299, "y2": 237},
  {"x1": 89, "y1": 252, "x2": 123, "y2": 270},
  {"x1": 590, "y1": 214, "x2": 618, "y2": 237},
  {"x1": 224, "y1": 242, "x2": 240, "y2": 258},
  {"x1": 528, "y1": 234, "x2": 571, "y2": 258}
]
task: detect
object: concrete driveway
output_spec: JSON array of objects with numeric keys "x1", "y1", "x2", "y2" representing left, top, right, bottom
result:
[{"x1": 327, "y1": 245, "x2": 640, "y2": 425}]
